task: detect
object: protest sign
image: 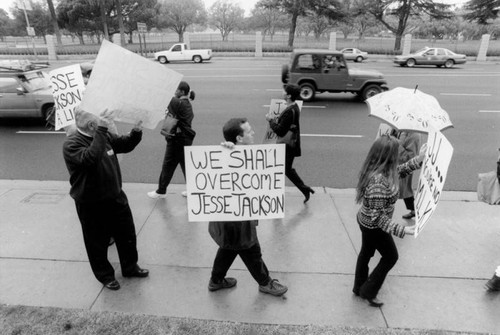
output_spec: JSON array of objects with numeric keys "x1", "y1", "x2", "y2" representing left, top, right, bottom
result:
[
  {"x1": 185, "y1": 144, "x2": 286, "y2": 222},
  {"x1": 414, "y1": 128, "x2": 453, "y2": 237},
  {"x1": 262, "y1": 99, "x2": 303, "y2": 144},
  {"x1": 79, "y1": 39, "x2": 183, "y2": 129},
  {"x1": 48, "y1": 64, "x2": 85, "y2": 130},
  {"x1": 375, "y1": 123, "x2": 394, "y2": 139}
]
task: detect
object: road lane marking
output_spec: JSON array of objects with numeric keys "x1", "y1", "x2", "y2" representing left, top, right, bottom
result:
[
  {"x1": 266, "y1": 89, "x2": 284, "y2": 92},
  {"x1": 17, "y1": 131, "x2": 65, "y2": 134},
  {"x1": 262, "y1": 105, "x2": 326, "y2": 109},
  {"x1": 479, "y1": 110, "x2": 500, "y2": 113},
  {"x1": 440, "y1": 93, "x2": 492, "y2": 96},
  {"x1": 302, "y1": 134, "x2": 363, "y2": 138}
]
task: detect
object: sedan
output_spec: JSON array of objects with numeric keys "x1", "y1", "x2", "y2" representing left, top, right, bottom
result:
[
  {"x1": 393, "y1": 47, "x2": 467, "y2": 68},
  {"x1": 0, "y1": 61, "x2": 54, "y2": 120},
  {"x1": 340, "y1": 48, "x2": 368, "y2": 62}
]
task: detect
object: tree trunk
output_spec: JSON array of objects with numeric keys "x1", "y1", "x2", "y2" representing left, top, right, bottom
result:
[
  {"x1": 115, "y1": 0, "x2": 126, "y2": 45},
  {"x1": 394, "y1": 34, "x2": 402, "y2": 51},
  {"x1": 46, "y1": 0, "x2": 62, "y2": 45},
  {"x1": 99, "y1": 0, "x2": 109, "y2": 40},
  {"x1": 287, "y1": 12, "x2": 298, "y2": 47},
  {"x1": 78, "y1": 33, "x2": 85, "y2": 45}
]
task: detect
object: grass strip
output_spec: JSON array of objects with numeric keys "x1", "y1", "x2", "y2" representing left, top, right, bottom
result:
[{"x1": 0, "y1": 304, "x2": 488, "y2": 335}]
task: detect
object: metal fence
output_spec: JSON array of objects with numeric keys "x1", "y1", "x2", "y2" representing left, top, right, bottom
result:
[{"x1": 0, "y1": 32, "x2": 497, "y2": 57}]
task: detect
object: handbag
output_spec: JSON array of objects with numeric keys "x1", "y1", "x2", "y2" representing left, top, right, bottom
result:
[
  {"x1": 276, "y1": 107, "x2": 298, "y2": 149},
  {"x1": 477, "y1": 170, "x2": 500, "y2": 205},
  {"x1": 160, "y1": 98, "x2": 182, "y2": 137},
  {"x1": 160, "y1": 112, "x2": 178, "y2": 137}
]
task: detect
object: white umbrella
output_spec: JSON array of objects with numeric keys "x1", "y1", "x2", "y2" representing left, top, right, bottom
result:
[{"x1": 365, "y1": 87, "x2": 453, "y2": 133}]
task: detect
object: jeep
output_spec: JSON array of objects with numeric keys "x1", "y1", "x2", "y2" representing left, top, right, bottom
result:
[{"x1": 281, "y1": 49, "x2": 388, "y2": 102}]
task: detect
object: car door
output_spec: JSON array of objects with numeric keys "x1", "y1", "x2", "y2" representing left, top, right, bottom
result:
[
  {"x1": 435, "y1": 48, "x2": 447, "y2": 65},
  {"x1": 169, "y1": 44, "x2": 184, "y2": 61},
  {"x1": 318, "y1": 54, "x2": 349, "y2": 91},
  {"x1": 343, "y1": 48, "x2": 353, "y2": 61},
  {"x1": 420, "y1": 48, "x2": 437, "y2": 65},
  {"x1": 0, "y1": 77, "x2": 38, "y2": 117}
]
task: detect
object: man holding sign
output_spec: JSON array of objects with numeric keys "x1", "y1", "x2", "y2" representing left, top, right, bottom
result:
[
  {"x1": 205, "y1": 118, "x2": 288, "y2": 297},
  {"x1": 63, "y1": 108, "x2": 148, "y2": 291}
]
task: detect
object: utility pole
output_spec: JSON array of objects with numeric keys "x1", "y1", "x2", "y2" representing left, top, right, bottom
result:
[{"x1": 18, "y1": 0, "x2": 37, "y2": 59}]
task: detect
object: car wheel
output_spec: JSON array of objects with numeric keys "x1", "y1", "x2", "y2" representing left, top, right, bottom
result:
[
  {"x1": 299, "y1": 83, "x2": 315, "y2": 102},
  {"x1": 406, "y1": 58, "x2": 416, "y2": 67},
  {"x1": 281, "y1": 64, "x2": 289, "y2": 84},
  {"x1": 158, "y1": 56, "x2": 168, "y2": 64},
  {"x1": 193, "y1": 55, "x2": 202, "y2": 63},
  {"x1": 362, "y1": 84, "x2": 382, "y2": 100},
  {"x1": 355, "y1": 56, "x2": 363, "y2": 63},
  {"x1": 444, "y1": 59, "x2": 454, "y2": 68}
]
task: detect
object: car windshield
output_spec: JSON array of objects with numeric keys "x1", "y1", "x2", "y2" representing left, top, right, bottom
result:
[
  {"x1": 18, "y1": 71, "x2": 51, "y2": 92},
  {"x1": 415, "y1": 47, "x2": 430, "y2": 54}
]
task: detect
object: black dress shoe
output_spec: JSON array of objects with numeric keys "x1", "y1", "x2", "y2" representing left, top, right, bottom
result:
[
  {"x1": 367, "y1": 297, "x2": 384, "y2": 307},
  {"x1": 104, "y1": 280, "x2": 121, "y2": 290},
  {"x1": 303, "y1": 187, "x2": 315, "y2": 203},
  {"x1": 123, "y1": 266, "x2": 149, "y2": 278}
]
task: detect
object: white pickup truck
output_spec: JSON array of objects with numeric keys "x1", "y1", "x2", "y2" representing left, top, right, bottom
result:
[{"x1": 154, "y1": 43, "x2": 212, "y2": 64}]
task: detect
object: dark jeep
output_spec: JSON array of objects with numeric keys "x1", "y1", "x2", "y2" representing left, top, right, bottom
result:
[{"x1": 281, "y1": 49, "x2": 388, "y2": 101}]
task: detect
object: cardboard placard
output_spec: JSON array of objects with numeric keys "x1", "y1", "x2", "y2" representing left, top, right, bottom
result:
[
  {"x1": 49, "y1": 64, "x2": 85, "y2": 130},
  {"x1": 263, "y1": 99, "x2": 303, "y2": 144},
  {"x1": 185, "y1": 144, "x2": 286, "y2": 222},
  {"x1": 414, "y1": 128, "x2": 453, "y2": 237},
  {"x1": 79, "y1": 40, "x2": 183, "y2": 129}
]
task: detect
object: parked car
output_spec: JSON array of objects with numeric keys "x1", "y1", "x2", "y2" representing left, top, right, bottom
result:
[
  {"x1": 340, "y1": 48, "x2": 368, "y2": 62},
  {"x1": 0, "y1": 60, "x2": 54, "y2": 121},
  {"x1": 393, "y1": 47, "x2": 467, "y2": 68},
  {"x1": 281, "y1": 49, "x2": 388, "y2": 101},
  {"x1": 154, "y1": 43, "x2": 212, "y2": 64}
]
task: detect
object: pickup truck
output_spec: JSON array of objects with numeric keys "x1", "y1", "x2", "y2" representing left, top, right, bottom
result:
[
  {"x1": 154, "y1": 43, "x2": 212, "y2": 64},
  {"x1": 281, "y1": 49, "x2": 388, "y2": 101}
]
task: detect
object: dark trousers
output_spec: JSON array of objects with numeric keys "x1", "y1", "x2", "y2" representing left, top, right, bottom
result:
[
  {"x1": 157, "y1": 136, "x2": 193, "y2": 194},
  {"x1": 211, "y1": 242, "x2": 271, "y2": 286},
  {"x1": 404, "y1": 196, "x2": 415, "y2": 211},
  {"x1": 285, "y1": 150, "x2": 308, "y2": 194},
  {"x1": 353, "y1": 225, "x2": 399, "y2": 299},
  {"x1": 75, "y1": 196, "x2": 138, "y2": 284}
]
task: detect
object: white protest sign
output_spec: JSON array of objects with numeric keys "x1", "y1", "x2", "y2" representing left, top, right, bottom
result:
[
  {"x1": 185, "y1": 144, "x2": 286, "y2": 222},
  {"x1": 262, "y1": 99, "x2": 303, "y2": 144},
  {"x1": 79, "y1": 39, "x2": 183, "y2": 129},
  {"x1": 414, "y1": 128, "x2": 453, "y2": 237},
  {"x1": 375, "y1": 123, "x2": 394, "y2": 139},
  {"x1": 49, "y1": 64, "x2": 85, "y2": 130}
]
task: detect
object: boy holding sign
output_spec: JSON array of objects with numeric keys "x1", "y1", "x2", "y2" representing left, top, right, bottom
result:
[{"x1": 207, "y1": 118, "x2": 288, "y2": 297}]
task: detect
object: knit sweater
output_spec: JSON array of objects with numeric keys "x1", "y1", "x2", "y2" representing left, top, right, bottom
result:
[
  {"x1": 63, "y1": 126, "x2": 142, "y2": 203},
  {"x1": 357, "y1": 157, "x2": 422, "y2": 238}
]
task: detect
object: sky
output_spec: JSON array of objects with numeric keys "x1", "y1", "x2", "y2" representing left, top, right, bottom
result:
[{"x1": 0, "y1": 0, "x2": 469, "y2": 18}]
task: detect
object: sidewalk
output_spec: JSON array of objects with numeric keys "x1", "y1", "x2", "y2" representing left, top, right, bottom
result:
[{"x1": 0, "y1": 179, "x2": 499, "y2": 333}]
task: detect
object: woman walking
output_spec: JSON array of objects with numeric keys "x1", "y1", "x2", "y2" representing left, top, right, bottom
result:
[
  {"x1": 266, "y1": 84, "x2": 314, "y2": 203},
  {"x1": 148, "y1": 81, "x2": 196, "y2": 199},
  {"x1": 395, "y1": 130, "x2": 421, "y2": 219},
  {"x1": 353, "y1": 135, "x2": 426, "y2": 307}
]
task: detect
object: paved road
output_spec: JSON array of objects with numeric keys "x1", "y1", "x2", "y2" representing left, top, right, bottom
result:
[{"x1": 0, "y1": 57, "x2": 499, "y2": 191}]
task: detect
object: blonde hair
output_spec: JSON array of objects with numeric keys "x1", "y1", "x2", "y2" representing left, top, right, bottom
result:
[{"x1": 355, "y1": 135, "x2": 400, "y2": 203}]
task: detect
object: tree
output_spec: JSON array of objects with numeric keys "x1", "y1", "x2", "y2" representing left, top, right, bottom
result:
[
  {"x1": 209, "y1": 0, "x2": 244, "y2": 41},
  {"x1": 46, "y1": 0, "x2": 62, "y2": 44},
  {"x1": 12, "y1": 1, "x2": 53, "y2": 42},
  {"x1": 359, "y1": 0, "x2": 453, "y2": 51},
  {"x1": 251, "y1": 1, "x2": 288, "y2": 41},
  {"x1": 57, "y1": 0, "x2": 101, "y2": 44},
  {"x1": 463, "y1": 0, "x2": 500, "y2": 24},
  {"x1": 0, "y1": 9, "x2": 14, "y2": 41},
  {"x1": 260, "y1": 0, "x2": 344, "y2": 47},
  {"x1": 157, "y1": 0, "x2": 206, "y2": 42}
]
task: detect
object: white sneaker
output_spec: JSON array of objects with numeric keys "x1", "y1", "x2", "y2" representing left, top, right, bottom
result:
[
  {"x1": 147, "y1": 191, "x2": 167, "y2": 199},
  {"x1": 181, "y1": 191, "x2": 187, "y2": 197}
]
